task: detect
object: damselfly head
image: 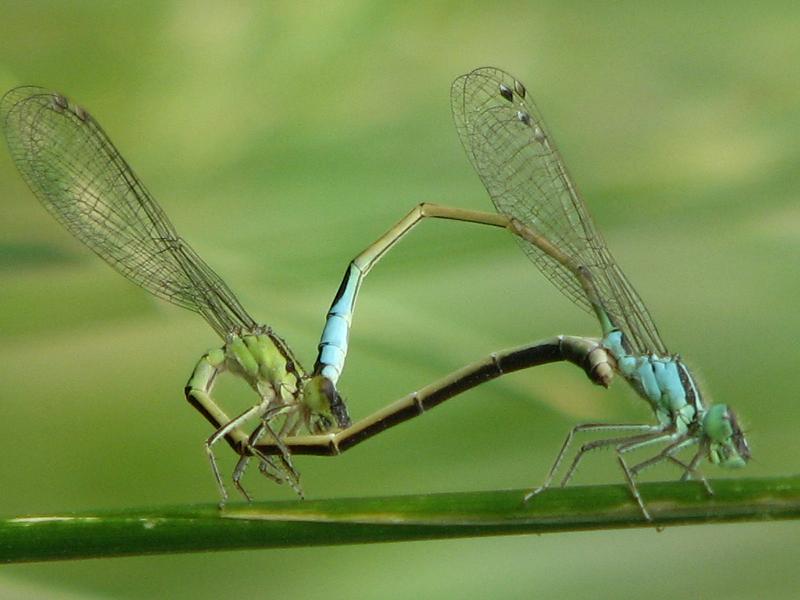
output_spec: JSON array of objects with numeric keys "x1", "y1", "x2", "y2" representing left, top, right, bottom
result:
[
  {"x1": 703, "y1": 404, "x2": 751, "y2": 468},
  {"x1": 301, "y1": 375, "x2": 352, "y2": 433}
]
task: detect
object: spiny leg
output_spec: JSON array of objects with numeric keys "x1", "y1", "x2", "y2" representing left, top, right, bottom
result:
[
  {"x1": 258, "y1": 458, "x2": 304, "y2": 497},
  {"x1": 530, "y1": 428, "x2": 675, "y2": 521},
  {"x1": 674, "y1": 446, "x2": 713, "y2": 495},
  {"x1": 259, "y1": 405, "x2": 304, "y2": 494},
  {"x1": 233, "y1": 423, "x2": 281, "y2": 501},
  {"x1": 233, "y1": 406, "x2": 303, "y2": 499},
  {"x1": 233, "y1": 423, "x2": 291, "y2": 491},
  {"x1": 616, "y1": 437, "x2": 692, "y2": 521},
  {"x1": 627, "y1": 436, "x2": 711, "y2": 499},
  {"x1": 186, "y1": 349, "x2": 298, "y2": 504},
  {"x1": 616, "y1": 453, "x2": 652, "y2": 521},
  {"x1": 234, "y1": 422, "x2": 274, "y2": 498},
  {"x1": 612, "y1": 430, "x2": 686, "y2": 521},
  {"x1": 523, "y1": 424, "x2": 659, "y2": 501},
  {"x1": 614, "y1": 434, "x2": 671, "y2": 522},
  {"x1": 567, "y1": 428, "x2": 676, "y2": 485},
  {"x1": 628, "y1": 436, "x2": 693, "y2": 479},
  {"x1": 649, "y1": 454, "x2": 713, "y2": 496},
  {"x1": 204, "y1": 400, "x2": 272, "y2": 504}
]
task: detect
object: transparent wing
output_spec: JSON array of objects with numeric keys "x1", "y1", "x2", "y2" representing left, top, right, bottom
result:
[
  {"x1": 451, "y1": 67, "x2": 666, "y2": 356},
  {"x1": 1, "y1": 86, "x2": 257, "y2": 338}
]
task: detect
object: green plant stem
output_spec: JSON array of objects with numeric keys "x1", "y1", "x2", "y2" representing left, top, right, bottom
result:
[{"x1": 2, "y1": 476, "x2": 798, "y2": 563}]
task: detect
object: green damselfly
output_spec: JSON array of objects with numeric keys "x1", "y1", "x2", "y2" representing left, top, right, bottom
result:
[{"x1": 0, "y1": 83, "x2": 580, "y2": 504}]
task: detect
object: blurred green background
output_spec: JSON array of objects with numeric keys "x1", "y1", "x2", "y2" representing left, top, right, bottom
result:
[{"x1": 1, "y1": 1, "x2": 799, "y2": 598}]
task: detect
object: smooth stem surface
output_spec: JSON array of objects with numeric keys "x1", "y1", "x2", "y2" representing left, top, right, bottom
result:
[{"x1": 2, "y1": 476, "x2": 798, "y2": 563}]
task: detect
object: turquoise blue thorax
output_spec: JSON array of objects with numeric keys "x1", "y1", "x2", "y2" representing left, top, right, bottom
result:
[
  {"x1": 602, "y1": 330, "x2": 701, "y2": 431},
  {"x1": 602, "y1": 329, "x2": 749, "y2": 469}
]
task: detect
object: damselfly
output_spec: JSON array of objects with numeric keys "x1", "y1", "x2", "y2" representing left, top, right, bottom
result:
[
  {"x1": 262, "y1": 67, "x2": 751, "y2": 521},
  {"x1": 1, "y1": 84, "x2": 578, "y2": 504}
]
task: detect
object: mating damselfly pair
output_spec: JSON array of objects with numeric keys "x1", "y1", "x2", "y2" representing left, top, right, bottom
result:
[{"x1": 1, "y1": 67, "x2": 749, "y2": 521}]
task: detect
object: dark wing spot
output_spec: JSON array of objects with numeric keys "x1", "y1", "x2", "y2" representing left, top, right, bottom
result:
[
  {"x1": 517, "y1": 110, "x2": 531, "y2": 126},
  {"x1": 499, "y1": 83, "x2": 513, "y2": 102},
  {"x1": 74, "y1": 105, "x2": 88, "y2": 121},
  {"x1": 514, "y1": 80, "x2": 527, "y2": 99},
  {"x1": 52, "y1": 94, "x2": 68, "y2": 111}
]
